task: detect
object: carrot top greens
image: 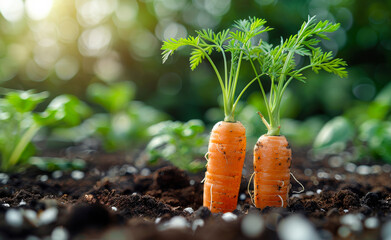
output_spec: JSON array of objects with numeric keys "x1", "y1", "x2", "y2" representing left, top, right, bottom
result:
[
  {"x1": 161, "y1": 18, "x2": 272, "y2": 122},
  {"x1": 245, "y1": 16, "x2": 348, "y2": 135}
]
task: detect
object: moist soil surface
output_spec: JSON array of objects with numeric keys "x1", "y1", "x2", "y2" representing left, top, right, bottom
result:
[{"x1": 1, "y1": 148, "x2": 391, "y2": 240}]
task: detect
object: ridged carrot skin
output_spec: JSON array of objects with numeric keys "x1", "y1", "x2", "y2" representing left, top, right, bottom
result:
[
  {"x1": 253, "y1": 135, "x2": 291, "y2": 209},
  {"x1": 203, "y1": 121, "x2": 246, "y2": 213}
]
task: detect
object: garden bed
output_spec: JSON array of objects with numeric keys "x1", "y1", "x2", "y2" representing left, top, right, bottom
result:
[{"x1": 1, "y1": 148, "x2": 391, "y2": 240}]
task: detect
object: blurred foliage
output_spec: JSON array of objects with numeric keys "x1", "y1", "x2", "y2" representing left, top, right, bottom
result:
[
  {"x1": 29, "y1": 156, "x2": 86, "y2": 172},
  {"x1": 146, "y1": 119, "x2": 207, "y2": 172},
  {"x1": 0, "y1": 89, "x2": 90, "y2": 171},
  {"x1": 51, "y1": 81, "x2": 168, "y2": 151},
  {"x1": 314, "y1": 82, "x2": 391, "y2": 163}
]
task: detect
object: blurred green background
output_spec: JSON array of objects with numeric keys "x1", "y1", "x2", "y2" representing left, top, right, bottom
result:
[{"x1": 0, "y1": 0, "x2": 391, "y2": 165}]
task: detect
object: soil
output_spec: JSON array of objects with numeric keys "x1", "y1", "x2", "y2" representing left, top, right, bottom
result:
[{"x1": 1, "y1": 148, "x2": 391, "y2": 240}]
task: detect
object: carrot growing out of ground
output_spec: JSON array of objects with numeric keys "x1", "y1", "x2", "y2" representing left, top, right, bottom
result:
[
  {"x1": 162, "y1": 18, "x2": 271, "y2": 213},
  {"x1": 245, "y1": 16, "x2": 348, "y2": 209}
]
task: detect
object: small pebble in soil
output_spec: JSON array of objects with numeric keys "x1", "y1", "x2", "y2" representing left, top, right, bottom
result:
[
  {"x1": 19, "y1": 200, "x2": 26, "y2": 206},
  {"x1": 2, "y1": 203, "x2": 10, "y2": 207},
  {"x1": 192, "y1": 219, "x2": 204, "y2": 231},
  {"x1": 383, "y1": 164, "x2": 391, "y2": 173},
  {"x1": 364, "y1": 217, "x2": 379, "y2": 229},
  {"x1": 189, "y1": 179, "x2": 195, "y2": 186},
  {"x1": 277, "y1": 215, "x2": 321, "y2": 240},
  {"x1": 39, "y1": 208, "x2": 58, "y2": 225},
  {"x1": 160, "y1": 216, "x2": 189, "y2": 230},
  {"x1": 241, "y1": 214, "x2": 264, "y2": 238},
  {"x1": 304, "y1": 169, "x2": 312, "y2": 176},
  {"x1": 371, "y1": 165, "x2": 382, "y2": 174},
  {"x1": 338, "y1": 226, "x2": 351, "y2": 238},
  {"x1": 140, "y1": 168, "x2": 151, "y2": 176},
  {"x1": 381, "y1": 221, "x2": 391, "y2": 240},
  {"x1": 343, "y1": 209, "x2": 349, "y2": 213},
  {"x1": 334, "y1": 174, "x2": 343, "y2": 181},
  {"x1": 345, "y1": 163, "x2": 356, "y2": 173},
  {"x1": 183, "y1": 207, "x2": 194, "y2": 214},
  {"x1": 356, "y1": 165, "x2": 372, "y2": 175},
  {"x1": 222, "y1": 212, "x2": 237, "y2": 222},
  {"x1": 329, "y1": 156, "x2": 343, "y2": 168},
  {"x1": 71, "y1": 170, "x2": 85, "y2": 180},
  {"x1": 111, "y1": 206, "x2": 118, "y2": 212},
  {"x1": 340, "y1": 214, "x2": 362, "y2": 232},
  {"x1": 317, "y1": 171, "x2": 329, "y2": 179},
  {"x1": 5, "y1": 209, "x2": 23, "y2": 227},
  {"x1": 316, "y1": 189, "x2": 322, "y2": 194},
  {"x1": 39, "y1": 175, "x2": 48, "y2": 182},
  {"x1": 305, "y1": 191, "x2": 314, "y2": 196},
  {"x1": 24, "y1": 209, "x2": 38, "y2": 226},
  {"x1": 155, "y1": 217, "x2": 162, "y2": 224},
  {"x1": 51, "y1": 226, "x2": 69, "y2": 240},
  {"x1": 0, "y1": 173, "x2": 9, "y2": 184},
  {"x1": 239, "y1": 193, "x2": 246, "y2": 201},
  {"x1": 52, "y1": 170, "x2": 63, "y2": 179}
]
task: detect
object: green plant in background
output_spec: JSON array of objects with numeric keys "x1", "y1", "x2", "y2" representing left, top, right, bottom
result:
[
  {"x1": 314, "y1": 82, "x2": 391, "y2": 163},
  {"x1": 0, "y1": 89, "x2": 91, "y2": 172},
  {"x1": 85, "y1": 81, "x2": 168, "y2": 151},
  {"x1": 146, "y1": 119, "x2": 207, "y2": 172}
]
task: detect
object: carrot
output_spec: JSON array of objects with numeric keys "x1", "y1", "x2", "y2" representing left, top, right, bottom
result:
[
  {"x1": 203, "y1": 121, "x2": 246, "y2": 213},
  {"x1": 253, "y1": 135, "x2": 291, "y2": 208},
  {"x1": 162, "y1": 18, "x2": 271, "y2": 212},
  {"x1": 245, "y1": 16, "x2": 348, "y2": 209}
]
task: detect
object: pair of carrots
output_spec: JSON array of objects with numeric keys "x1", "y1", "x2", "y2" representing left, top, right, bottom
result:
[
  {"x1": 203, "y1": 121, "x2": 291, "y2": 212},
  {"x1": 162, "y1": 16, "x2": 347, "y2": 213}
]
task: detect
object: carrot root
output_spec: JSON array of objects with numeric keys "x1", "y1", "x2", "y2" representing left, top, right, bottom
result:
[
  {"x1": 203, "y1": 121, "x2": 246, "y2": 213},
  {"x1": 253, "y1": 135, "x2": 291, "y2": 209}
]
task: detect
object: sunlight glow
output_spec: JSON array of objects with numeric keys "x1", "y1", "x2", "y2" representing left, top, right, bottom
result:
[
  {"x1": 0, "y1": 0, "x2": 24, "y2": 22},
  {"x1": 25, "y1": 0, "x2": 53, "y2": 20}
]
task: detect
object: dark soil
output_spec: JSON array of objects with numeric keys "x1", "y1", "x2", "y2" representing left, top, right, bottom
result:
[{"x1": 1, "y1": 148, "x2": 391, "y2": 240}]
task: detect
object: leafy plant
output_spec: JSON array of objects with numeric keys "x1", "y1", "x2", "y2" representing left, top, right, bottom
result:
[
  {"x1": 0, "y1": 89, "x2": 91, "y2": 172},
  {"x1": 242, "y1": 16, "x2": 348, "y2": 135},
  {"x1": 162, "y1": 18, "x2": 272, "y2": 122},
  {"x1": 314, "y1": 82, "x2": 391, "y2": 163},
  {"x1": 84, "y1": 82, "x2": 168, "y2": 151},
  {"x1": 146, "y1": 119, "x2": 208, "y2": 172}
]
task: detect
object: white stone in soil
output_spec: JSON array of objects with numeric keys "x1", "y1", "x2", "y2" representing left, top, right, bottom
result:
[
  {"x1": 328, "y1": 156, "x2": 343, "y2": 168},
  {"x1": 189, "y1": 179, "x2": 195, "y2": 186},
  {"x1": 305, "y1": 191, "x2": 314, "y2": 196},
  {"x1": 381, "y1": 220, "x2": 391, "y2": 240},
  {"x1": 2, "y1": 203, "x2": 10, "y2": 207},
  {"x1": 155, "y1": 217, "x2": 162, "y2": 224},
  {"x1": 356, "y1": 165, "x2": 371, "y2": 175},
  {"x1": 183, "y1": 207, "x2": 194, "y2": 214},
  {"x1": 364, "y1": 217, "x2": 379, "y2": 229},
  {"x1": 71, "y1": 170, "x2": 85, "y2": 180},
  {"x1": 343, "y1": 209, "x2": 349, "y2": 213},
  {"x1": 5, "y1": 209, "x2": 23, "y2": 227},
  {"x1": 39, "y1": 175, "x2": 48, "y2": 182},
  {"x1": 239, "y1": 193, "x2": 246, "y2": 201},
  {"x1": 140, "y1": 168, "x2": 151, "y2": 176},
  {"x1": 52, "y1": 170, "x2": 63, "y2": 179},
  {"x1": 338, "y1": 226, "x2": 351, "y2": 238},
  {"x1": 192, "y1": 219, "x2": 204, "y2": 231},
  {"x1": 222, "y1": 212, "x2": 237, "y2": 222},
  {"x1": 344, "y1": 163, "x2": 356, "y2": 173},
  {"x1": 51, "y1": 226, "x2": 69, "y2": 240},
  {"x1": 162, "y1": 216, "x2": 189, "y2": 230},
  {"x1": 19, "y1": 200, "x2": 26, "y2": 206},
  {"x1": 340, "y1": 214, "x2": 362, "y2": 232},
  {"x1": 39, "y1": 208, "x2": 58, "y2": 225},
  {"x1": 24, "y1": 209, "x2": 38, "y2": 225},
  {"x1": 241, "y1": 214, "x2": 264, "y2": 238},
  {"x1": 0, "y1": 173, "x2": 9, "y2": 184},
  {"x1": 277, "y1": 215, "x2": 321, "y2": 240},
  {"x1": 316, "y1": 189, "x2": 322, "y2": 194},
  {"x1": 111, "y1": 206, "x2": 118, "y2": 212}
]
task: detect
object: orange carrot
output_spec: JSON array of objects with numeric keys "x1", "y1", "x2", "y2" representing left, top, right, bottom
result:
[
  {"x1": 203, "y1": 121, "x2": 246, "y2": 213},
  {"x1": 253, "y1": 135, "x2": 291, "y2": 209}
]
